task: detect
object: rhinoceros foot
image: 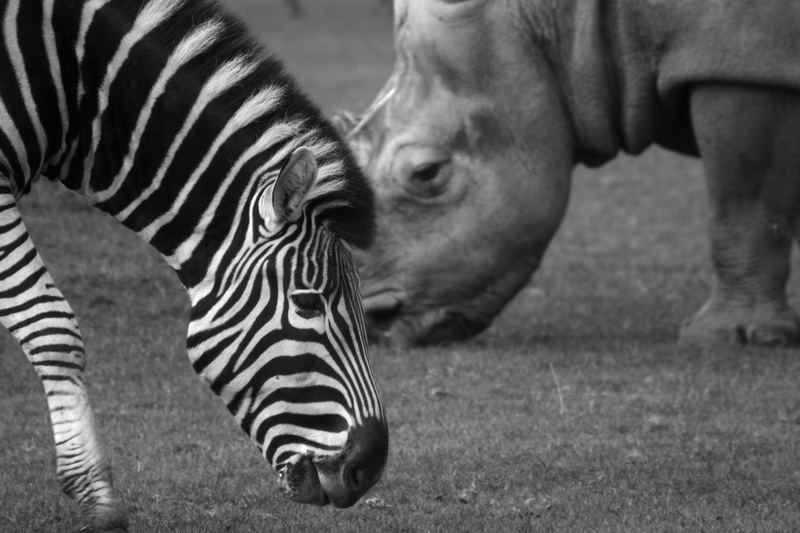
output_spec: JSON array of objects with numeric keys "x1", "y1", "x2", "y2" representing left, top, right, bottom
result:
[{"x1": 679, "y1": 301, "x2": 800, "y2": 348}]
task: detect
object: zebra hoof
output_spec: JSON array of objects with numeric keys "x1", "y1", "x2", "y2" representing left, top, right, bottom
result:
[
  {"x1": 70, "y1": 500, "x2": 129, "y2": 533},
  {"x1": 69, "y1": 519, "x2": 128, "y2": 533},
  {"x1": 71, "y1": 526, "x2": 127, "y2": 533}
]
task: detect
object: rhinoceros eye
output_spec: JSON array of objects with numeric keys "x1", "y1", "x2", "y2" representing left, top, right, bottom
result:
[
  {"x1": 407, "y1": 159, "x2": 451, "y2": 198},
  {"x1": 412, "y1": 162, "x2": 443, "y2": 182}
]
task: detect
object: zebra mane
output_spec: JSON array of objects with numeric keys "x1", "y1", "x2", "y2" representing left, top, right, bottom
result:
[
  {"x1": 297, "y1": 132, "x2": 376, "y2": 251},
  {"x1": 171, "y1": 0, "x2": 376, "y2": 250}
]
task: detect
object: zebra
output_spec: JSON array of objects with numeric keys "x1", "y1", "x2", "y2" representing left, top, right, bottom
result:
[{"x1": 0, "y1": 0, "x2": 388, "y2": 530}]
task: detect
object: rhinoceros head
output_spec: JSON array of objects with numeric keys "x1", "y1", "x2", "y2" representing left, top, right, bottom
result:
[{"x1": 342, "y1": 0, "x2": 576, "y2": 346}]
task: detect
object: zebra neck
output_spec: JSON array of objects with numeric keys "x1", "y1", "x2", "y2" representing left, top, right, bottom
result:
[{"x1": 39, "y1": 1, "x2": 326, "y2": 288}]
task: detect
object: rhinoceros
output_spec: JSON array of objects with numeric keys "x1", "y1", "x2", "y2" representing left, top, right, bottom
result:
[{"x1": 341, "y1": 0, "x2": 800, "y2": 347}]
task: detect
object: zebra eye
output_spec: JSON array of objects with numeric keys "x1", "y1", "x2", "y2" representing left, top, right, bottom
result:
[{"x1": 291, "y1": 291, "x2": 325, "y2": 319}]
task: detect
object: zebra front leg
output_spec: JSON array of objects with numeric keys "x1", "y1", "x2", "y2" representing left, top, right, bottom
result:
[{"x1": 0, "y1": 190, "x2": 128, "y2": 531}]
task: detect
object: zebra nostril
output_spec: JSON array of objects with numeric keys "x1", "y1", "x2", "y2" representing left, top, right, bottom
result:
[
  {"x1": 348, "y1": 462, "x2": 371, "y2": 493},
  {"x1": 315, "y1": 417, "x2": 388, "y2": 507},
  {"x1": 344, "y1": 417, "x2": 389, "y2": 491}
]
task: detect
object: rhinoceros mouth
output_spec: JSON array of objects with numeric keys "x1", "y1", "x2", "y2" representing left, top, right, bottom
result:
[
  {"x1": 363, "y1": 292, "x2": 491, "y2": 346},
  {"x1": 362, "y1": 291, "x2": 406, "y2": 342}
]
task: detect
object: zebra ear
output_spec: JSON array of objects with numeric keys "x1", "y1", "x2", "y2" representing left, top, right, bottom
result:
[{"x1": 267, "y1": 146, "x2": 318, "y2": 226}]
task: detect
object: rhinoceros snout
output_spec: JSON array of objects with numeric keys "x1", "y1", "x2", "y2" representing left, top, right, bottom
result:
[
  {"x1": 362, "y1": 293, "x2": 406, "y2": 345},
  {"x1": 364, "y1": 301, "x2": 491, "y2": 346}
]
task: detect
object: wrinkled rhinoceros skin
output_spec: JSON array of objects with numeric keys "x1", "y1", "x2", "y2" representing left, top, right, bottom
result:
[{"x1": 344, "y1": 0, "x2": 800, "y2": 347}]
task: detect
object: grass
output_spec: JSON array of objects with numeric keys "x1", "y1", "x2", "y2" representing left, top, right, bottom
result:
[{"x1": 2, "y1": 1, "x2": 800, "y2": 531}]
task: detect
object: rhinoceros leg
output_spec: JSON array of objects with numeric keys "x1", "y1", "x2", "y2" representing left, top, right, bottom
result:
[{"x1": 680, "y1": 83, "x2": 800, "y2": 346}]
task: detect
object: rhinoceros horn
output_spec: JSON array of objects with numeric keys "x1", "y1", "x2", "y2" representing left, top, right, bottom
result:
[
  {"x1": 330, "y1": 111, "x2": 360, "y2": 138},
  {"x1": 342, "y1": 84, "x2": 397, "y2": 140}
]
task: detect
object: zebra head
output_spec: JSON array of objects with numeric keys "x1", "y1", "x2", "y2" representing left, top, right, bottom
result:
[{"x1": 185, "y1": 146, "x2": 386, "y2": 508}]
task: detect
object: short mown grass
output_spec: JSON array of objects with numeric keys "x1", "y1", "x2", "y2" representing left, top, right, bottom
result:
[{"x1": 2, "y1": 1, "x2": 800, "y2": 532}]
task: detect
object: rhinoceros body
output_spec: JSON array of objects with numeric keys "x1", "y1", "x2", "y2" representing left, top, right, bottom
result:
[{"x1": 345, "y1": 0, "x2": 800, "y2": 347}]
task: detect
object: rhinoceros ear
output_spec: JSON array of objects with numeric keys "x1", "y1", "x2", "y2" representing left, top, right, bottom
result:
[{"x1": 263, "y1": 146, "x2": 317, "y2": 227}]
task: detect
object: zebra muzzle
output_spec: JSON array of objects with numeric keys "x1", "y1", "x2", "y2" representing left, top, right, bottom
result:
[
  {"x1": 276, "y1": 418, "x2": 389, "y2": 508},
  {"x1": 277, "y1": 455, "x2": 329, "y2": 506}
]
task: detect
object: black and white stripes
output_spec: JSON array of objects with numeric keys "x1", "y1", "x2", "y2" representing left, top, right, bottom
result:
[{"x1": 0, "y1": 0, "x2": 385, "y2": 528}]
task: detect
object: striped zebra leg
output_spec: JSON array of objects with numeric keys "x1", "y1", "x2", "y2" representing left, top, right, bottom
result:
[{"x1": 0, "y1": 187, "x2": 127, "y2": 531}]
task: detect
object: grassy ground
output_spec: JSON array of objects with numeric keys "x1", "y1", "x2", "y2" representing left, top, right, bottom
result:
[{"x1": 2, "y1": 1, "x2": 800, "y2": 531}]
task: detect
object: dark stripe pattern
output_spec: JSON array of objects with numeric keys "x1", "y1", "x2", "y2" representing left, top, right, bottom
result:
[{"x1": 0, "y1": 0, "x2": 381, "y2": 519}]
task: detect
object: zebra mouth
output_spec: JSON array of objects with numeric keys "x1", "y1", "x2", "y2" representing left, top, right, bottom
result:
[
  {"x1": 276, "y1": 453, "x2": 365, "y2": 508},
  {"x1": 277, "y1": 455, "x2": 330, "y2": 506}
]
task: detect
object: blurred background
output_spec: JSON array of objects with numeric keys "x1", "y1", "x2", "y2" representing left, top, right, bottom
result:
[{"x1": 227, "y1": 0, "x2": 394, "y2": 112}]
